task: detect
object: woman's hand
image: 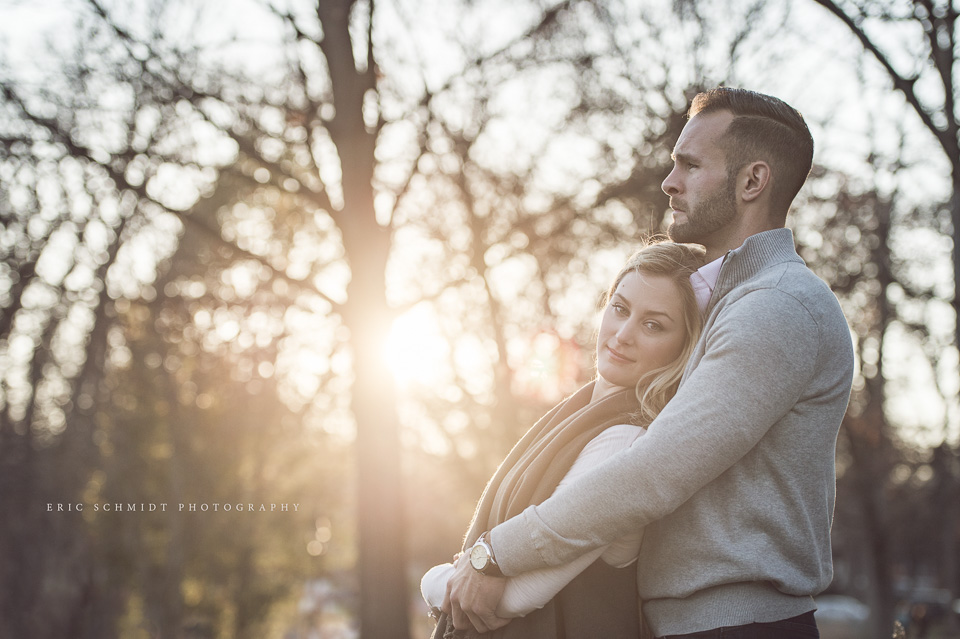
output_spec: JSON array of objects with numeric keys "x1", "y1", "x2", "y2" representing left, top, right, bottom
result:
[{"x1": 443, "y1": 554, "x2": 510, "y2": 633}]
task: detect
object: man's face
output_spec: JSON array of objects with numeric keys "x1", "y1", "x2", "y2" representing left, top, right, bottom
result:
[{"x1": 661, "y1": 111, "x2": 739, "y2": 246}]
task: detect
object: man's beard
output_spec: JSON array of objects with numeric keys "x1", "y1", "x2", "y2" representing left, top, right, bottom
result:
[{"x1": 668, "y1": 175, "x2": 738, "y2": 244}]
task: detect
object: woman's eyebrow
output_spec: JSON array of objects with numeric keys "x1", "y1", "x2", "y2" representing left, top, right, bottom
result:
[
  {"x1": 644, "y1": 309, "x2": 679, "y2": 322},
  {"x1": 613, "y1": 295, "x2": 680, "y2": 322}
]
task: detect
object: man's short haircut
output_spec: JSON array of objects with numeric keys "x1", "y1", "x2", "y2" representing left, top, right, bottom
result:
[{"x1": 689, "y1": 87, "x2": 814, "y2": 218}]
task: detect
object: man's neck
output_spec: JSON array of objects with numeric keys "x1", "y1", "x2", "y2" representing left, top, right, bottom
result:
[{"x1": 703, "y1": 218, "x2": 783, "y2": 262}]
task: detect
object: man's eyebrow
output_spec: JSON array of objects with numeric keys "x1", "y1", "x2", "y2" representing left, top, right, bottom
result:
[{"x1": 672, "y1": 151, "x2": 695, "y2": 163}]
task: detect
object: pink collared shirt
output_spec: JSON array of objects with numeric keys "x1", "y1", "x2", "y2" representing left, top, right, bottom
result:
[{"x1": 690, "y1": 255, "x2": 724, "y2": 313}]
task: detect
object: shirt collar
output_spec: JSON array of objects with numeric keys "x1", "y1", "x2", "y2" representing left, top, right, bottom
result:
[{"x1": 690, "y1": 255, "x2": 725, "y2": 313}]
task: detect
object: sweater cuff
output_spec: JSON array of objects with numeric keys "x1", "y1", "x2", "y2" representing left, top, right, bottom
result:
[{"x1": 490, "y1": 506, "x2": 558, "y2": 576}]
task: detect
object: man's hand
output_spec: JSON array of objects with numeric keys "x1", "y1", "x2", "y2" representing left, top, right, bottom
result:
[{"x1": 442, "y1": 553, "x2": 510, "y2": 633}]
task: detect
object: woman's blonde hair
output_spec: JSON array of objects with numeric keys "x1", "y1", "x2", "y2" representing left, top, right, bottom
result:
[{"x1": 600, "y1": 238, "x2": 705, "y2": 426}]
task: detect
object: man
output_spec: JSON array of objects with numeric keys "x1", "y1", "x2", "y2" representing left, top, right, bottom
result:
[{"x1": 444, "y1": 87, "x2": 855, "y2": 638}]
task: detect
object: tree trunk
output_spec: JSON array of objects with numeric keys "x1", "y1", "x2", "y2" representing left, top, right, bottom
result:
[
  {"x1": 952, "y1": 173, "x2": 960, "y2": 377},
  {"x1": 340, "y1": 202, "x2": 409, "y2": 637},
  {"x1": 338, "y1": 130, "x2": 411, "y2": 639},
  {"x1": 315, "y1": 1, "x2": 411, "y2": 636}
]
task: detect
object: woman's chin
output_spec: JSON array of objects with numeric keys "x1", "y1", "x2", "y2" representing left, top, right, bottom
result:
[{"x1": 596, "y1": 373, "x2": 637, "y2": 392}]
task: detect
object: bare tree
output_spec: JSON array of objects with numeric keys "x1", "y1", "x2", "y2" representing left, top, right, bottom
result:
[
  {"x1": 808, "y1": 2, "x2": 959, "y2": 624},
  {"x1": 8, "y1": 0, "x2": 937, "y2": 636},
  {"x1": 811, "y1": 0, "x2": 959, "y2": 352}
]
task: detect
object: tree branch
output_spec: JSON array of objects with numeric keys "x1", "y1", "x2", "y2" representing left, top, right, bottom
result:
[
  {"x1": 1, "y1": 83, "x2": 344, "y2": 313},
  {"x1": 811, "y1": 0, "x2": 956, "y2": 159}
]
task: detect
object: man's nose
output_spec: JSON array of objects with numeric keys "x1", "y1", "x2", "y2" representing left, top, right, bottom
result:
[{"x1": 662, "y1": 167, "x2": 679, "y2": 196}]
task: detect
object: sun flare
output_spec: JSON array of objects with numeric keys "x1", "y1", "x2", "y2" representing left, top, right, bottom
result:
[{"x1": 383, "y1": 305, "x2": 450, "y2": 387}]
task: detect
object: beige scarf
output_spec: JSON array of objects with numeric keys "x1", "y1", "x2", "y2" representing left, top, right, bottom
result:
[{"x1": 462, "y1": 382, "x2": 640, "y2": 550}]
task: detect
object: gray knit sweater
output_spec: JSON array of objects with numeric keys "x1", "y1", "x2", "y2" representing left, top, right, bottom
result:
[{"x1": 491, "y1": 228, "x2": 854, "y2": 636}]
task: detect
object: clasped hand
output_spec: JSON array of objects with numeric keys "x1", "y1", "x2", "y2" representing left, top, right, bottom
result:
[{"x1": 442, "y1": 553, "x2": 510, "y2": 633}]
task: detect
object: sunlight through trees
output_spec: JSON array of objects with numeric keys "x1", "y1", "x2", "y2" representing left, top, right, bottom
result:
[{"x1": 0, "y1": 1, "x2": 957, "y2": 638}]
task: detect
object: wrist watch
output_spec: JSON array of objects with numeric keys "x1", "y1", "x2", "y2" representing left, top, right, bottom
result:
[{"x1": 469, "y1": 532, "x2": 504, "y2": 577}]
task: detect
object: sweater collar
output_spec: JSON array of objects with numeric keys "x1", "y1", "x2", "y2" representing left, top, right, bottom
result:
[{"x1": 708, "y1": 228, "x2": 803, "y2": 313}]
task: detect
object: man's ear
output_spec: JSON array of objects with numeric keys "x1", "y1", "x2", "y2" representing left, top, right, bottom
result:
[{"x1": 740, "y1": 161, "x2": 771, "y2": 202}]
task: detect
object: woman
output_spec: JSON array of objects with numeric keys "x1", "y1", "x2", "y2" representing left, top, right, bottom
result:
[{"x1": 422, "y1": 239, "x2": 705, "y2": 638}]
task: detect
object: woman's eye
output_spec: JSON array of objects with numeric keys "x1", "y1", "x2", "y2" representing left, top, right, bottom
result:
[
  {"x1": 612, "y1": 303, "x2": 628, "y2": 315},
  {"x1": 644, "y1": 321, "x2": 662, "y2": 331}
]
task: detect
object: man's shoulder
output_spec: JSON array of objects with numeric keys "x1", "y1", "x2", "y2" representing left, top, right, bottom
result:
[
  {"x1": 710, "y1": 265, "x2": 853, "y2": 375},
  {"x1": 774, "y1": 262, "x2": 847, "y2": 321},
  {"x1": 719, "y1": 261, "x2": 848, "y2": 336},
  {"x1": 740, "y1": 260, "x2": 840, "y2": 310}
]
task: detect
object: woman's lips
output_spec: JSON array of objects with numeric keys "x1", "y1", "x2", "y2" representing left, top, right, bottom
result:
[{"x1": 606, "y1": 346, "x2": 635, "y2": 364}]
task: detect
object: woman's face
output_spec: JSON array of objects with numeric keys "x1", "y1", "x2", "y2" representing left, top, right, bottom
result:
[{"x1": 596, "y1": 271, "x2": 688, "y2": 390}]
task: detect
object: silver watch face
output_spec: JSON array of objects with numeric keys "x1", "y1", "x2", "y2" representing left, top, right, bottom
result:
[{"x1": 469, "y1": 543, "x2": 488, "y2": 571}]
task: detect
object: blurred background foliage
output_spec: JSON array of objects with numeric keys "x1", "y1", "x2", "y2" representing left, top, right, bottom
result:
[{"x1": 0, "y1": 0, "x2": 957, "y2": 638}]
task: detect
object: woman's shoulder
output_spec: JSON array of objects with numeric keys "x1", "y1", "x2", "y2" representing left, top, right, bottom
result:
[
  {"x1": 586, "y1": 423, "x2": 646, "y2": 450},
  {"x1": 561, "y1": 424, "x2": 647, "y2": 485}
]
